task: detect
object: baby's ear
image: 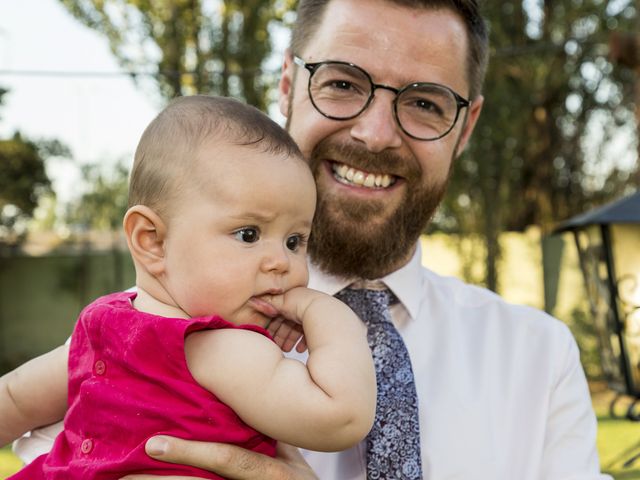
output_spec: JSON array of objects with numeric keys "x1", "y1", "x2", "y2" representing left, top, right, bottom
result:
[{"x1": 123, "y1": 205, "x2": 168, "y2": 276}]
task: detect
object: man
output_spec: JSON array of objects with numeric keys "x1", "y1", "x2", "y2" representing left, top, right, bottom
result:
[{"x1": 17, "y1": 0, "x2": 610, "y2": 478}]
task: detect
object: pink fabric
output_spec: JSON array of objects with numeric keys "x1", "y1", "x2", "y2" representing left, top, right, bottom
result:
[{"x1": 10, "y1": 291, "x2": 276, "y2": 479}]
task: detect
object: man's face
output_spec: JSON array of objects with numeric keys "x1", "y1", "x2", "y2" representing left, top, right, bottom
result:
[{"x1": 279, "y1": 0, "x2": 484, "y2": 279}]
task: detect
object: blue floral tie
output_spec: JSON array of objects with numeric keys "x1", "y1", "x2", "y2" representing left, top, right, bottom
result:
[{"x1": 336, "y1": 287, "x2": 423, "y2": 479}]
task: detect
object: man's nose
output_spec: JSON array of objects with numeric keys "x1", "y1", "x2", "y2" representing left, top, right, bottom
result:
[{"x1": 350, "y1": 90, "x2": 403, "y2": 153}]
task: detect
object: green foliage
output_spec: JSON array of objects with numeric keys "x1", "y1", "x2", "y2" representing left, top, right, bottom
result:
[
  {"x1": 571, "y1": 306, "x2": 605, "y2": 380},
  {"x1": 439, "y1": 0, "x2": 640, "y2": 291},
  {"x1": 58, "y1": 0, "x2": 292, "y2": 109},
  {"x1": 0, "y1": 87, "x2": 8, "y2": 117},
  {"x1": 0, "y1": 133, "x2": 53, "y2": 242},
  {"x1": 0, "y1": 86, "x2": 70, "y2": 244},
  {"x1": 65, "y1": 161, "x2": 130, "y2": 231}
]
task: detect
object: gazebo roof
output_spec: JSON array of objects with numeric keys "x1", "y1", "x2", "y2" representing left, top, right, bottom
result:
[{"x1": 554, "y1": 190, "x2": 640, "y2": 233}]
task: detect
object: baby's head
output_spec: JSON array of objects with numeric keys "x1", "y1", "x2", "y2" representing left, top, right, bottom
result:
[
  {"x1": 124, "y1": 95, "x2": 316, "y2": 326},
  {"x1": 128, "y1": 95, "x2": 307, "y2": 218}
]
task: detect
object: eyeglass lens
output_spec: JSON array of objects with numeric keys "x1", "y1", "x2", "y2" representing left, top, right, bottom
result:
[{"x1": 308, "y1": 62, "x2": 463, "y2": 140}]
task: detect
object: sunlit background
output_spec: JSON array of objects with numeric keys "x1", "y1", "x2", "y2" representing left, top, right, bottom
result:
[{"x1": 1, "y1": 0, "x2": 639, "y2": 477}]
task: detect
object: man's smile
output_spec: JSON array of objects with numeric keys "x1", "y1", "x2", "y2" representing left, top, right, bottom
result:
[{"x1": 330, "y1": 161, "x2": 398, "y2": 189}]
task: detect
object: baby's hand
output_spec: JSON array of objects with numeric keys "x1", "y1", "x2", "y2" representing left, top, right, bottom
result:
[
  {"x1": 267, "y1": 287, "x2": 330, "y2": 322},
  {"x1": 263, "y1": 287, "x2": 319, "y2": 353},
  {"x1": 265, "y1": 287, "x2": 356, "y2": 353}
]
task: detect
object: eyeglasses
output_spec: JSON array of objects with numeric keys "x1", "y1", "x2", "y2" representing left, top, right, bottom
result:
[{"x1": 294, "y1": 55, "x2": 471, "y2": 141}]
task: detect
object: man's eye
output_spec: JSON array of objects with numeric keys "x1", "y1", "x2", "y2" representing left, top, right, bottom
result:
[
  {"x1": 234, "y1": 228, "x2": 260, "y2": 243},
  {"x1": 415, "y1": 99, "x2": 444, "y2": 116},
  {"x1": 329, "y1": 80, "x2": 354, "y2": 90}
]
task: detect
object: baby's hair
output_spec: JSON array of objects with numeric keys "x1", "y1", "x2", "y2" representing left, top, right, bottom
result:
[{"x1": 128, "y1": 95, "x2": 304, "y2": 217}]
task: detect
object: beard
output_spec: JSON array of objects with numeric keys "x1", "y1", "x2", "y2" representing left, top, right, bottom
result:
[{"x1": 307, "y1": 138, "x2": 450, "y2": 280}]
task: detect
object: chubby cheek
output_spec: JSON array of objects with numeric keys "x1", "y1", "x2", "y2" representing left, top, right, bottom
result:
[
  {"x1": 186, "y1": 277, "x2": 240, "y2": 319},
  {"x1": 174, "y1": 252, "x2": 238, "y2": 317},
  {"x1": 291, "y1": 257, "x2": 310, "y2": 288}
]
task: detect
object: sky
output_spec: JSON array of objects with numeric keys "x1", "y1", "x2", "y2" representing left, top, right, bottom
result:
[
  {"x1": 0, "y1": 0, "x2": 292, "y2": 206},
  {"x1": 0, "y1": 0, "x2": 163, "y2": 203}
]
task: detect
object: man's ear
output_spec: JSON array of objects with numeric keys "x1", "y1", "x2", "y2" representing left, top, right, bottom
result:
[
  {"x1": 123, "y1": 205, "x2": 168, "y2": 277},
  {"x1": 278, "y1": 49, "x2": 295, "y2": 118},
  {"x1": 455, "y1": 94, "x2": 484, "y2": 157}
]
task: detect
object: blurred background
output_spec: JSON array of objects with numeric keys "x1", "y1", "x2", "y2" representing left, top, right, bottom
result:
[{"x1": 1, "y1": 0, "x2": 640, "y2": 477}]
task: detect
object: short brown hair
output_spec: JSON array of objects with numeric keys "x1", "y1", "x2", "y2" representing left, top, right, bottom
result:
[
  {"x1": 128, "y1": 95, "x2": 303, "y2": 217},
  {"x1": 290, "y1": 0, "x2": 489, "y2": 99}
]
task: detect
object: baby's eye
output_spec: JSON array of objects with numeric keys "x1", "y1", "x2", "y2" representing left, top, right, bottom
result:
[
  {"x1": 234, "y1": 227, "x2": 260, "y2": 243},
  {"x1": 285, "y1": 234, "x2": 307, "y2": 252}
]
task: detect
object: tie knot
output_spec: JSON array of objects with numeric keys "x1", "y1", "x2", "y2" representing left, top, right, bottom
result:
[{"x1": 335, "y1": 287, "x2": 396, "y2": 326}]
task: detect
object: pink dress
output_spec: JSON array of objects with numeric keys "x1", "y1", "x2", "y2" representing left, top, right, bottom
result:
[{"x1": 11, "y1": 291, "x2": 276, "y2": 479}]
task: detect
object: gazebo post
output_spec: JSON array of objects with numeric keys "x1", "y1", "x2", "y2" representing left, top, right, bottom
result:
[{"x1": 601, "y1": 224, "x2": 635, "y2": 397}]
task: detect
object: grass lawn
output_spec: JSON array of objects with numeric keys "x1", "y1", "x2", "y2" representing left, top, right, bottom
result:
[
  {"x1": 0, "y1": 445, "x2": 21, "y2": 479},
  {"x1": 1, "y1": 387, "x2": 638, "y2": 479},
  {"x1": 593, "y1": 386, "x2": 640, "y2": 479}
]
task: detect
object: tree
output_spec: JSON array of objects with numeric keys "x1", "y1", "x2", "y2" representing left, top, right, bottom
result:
[
  {"x1": 439, "y1": 0, "x2": 639, "y2": 292},
  {"x1": 65, "y1": 161, "x2": 130, "y2": 231},
  {"x1": 58, "y1": 0, "x2": 296, "y2": 108},
  {"x1": 0, "y1": 86, "x2": 68, "y2": 243},
  {"x1": 0, "y1": 133, "x2": 51, "y2": 242}
]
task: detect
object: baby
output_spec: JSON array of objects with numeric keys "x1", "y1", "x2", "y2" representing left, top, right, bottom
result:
[{"x1": 0, "y1": 95, "x2": 376, "y2": 479}]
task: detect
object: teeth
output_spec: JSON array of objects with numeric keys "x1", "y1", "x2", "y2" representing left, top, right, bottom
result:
[
  {"x1": 346, "y1": 168, "x2": 355, "y2": 181},
  {"x1": 364, "y1": 174, "x2": 375, "y2": 187},
  {"x1": 332, "y1": 163, "x2": 395, "y2": 189},
  {"x1": 353, "y1": 171, "x2": 365, "y2": 185}
]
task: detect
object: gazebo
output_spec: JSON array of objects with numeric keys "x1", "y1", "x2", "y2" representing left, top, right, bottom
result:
[{"x1": 554, "y1": 191, "x2": 640, "y2": 415}]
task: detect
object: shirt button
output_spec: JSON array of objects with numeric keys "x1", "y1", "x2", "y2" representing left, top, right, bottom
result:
[
  {"x1": 94, "y1": 360, "x2": 106, "y2": 376},
  {"x1": 80, "y1": 438, "x2": 93, "y2": 454}
]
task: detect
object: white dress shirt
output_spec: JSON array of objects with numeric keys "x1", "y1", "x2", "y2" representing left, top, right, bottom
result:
[
  {"x1": 301, "y1": 243, "x2": 611, "y2": 480},
  {"x1": 15, "y1": 243, "x2": 610, "y2": 479}
]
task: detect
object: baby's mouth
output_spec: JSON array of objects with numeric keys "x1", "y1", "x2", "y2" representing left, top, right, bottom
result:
[
  {"x1": 331, "y1": 162, "x2": 397, "y2": 189},
  {"x1": 249, "y1": 296, "x2": 279, "y2": 318}
]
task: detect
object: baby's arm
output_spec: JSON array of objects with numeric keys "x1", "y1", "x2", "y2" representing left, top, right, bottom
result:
[
  {"x1": 0, "y1": 345, "x2": 68, "y2": 447},
  {"x1": 185, "y1": 287, "x2": 376, "y2": 452}
]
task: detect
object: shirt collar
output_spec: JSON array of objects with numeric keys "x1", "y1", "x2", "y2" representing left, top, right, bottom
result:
[{"x1": 308, "y1": 241, "x2": 424, "y2": 321}]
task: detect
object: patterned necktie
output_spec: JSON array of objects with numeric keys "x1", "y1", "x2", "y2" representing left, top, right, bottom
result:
[{"x1": 336, "y1": 287, "x2": 423, "y2": 480}]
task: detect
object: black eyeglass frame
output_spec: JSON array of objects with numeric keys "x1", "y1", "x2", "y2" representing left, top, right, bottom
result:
[{"x1": 293, "y1": 55, "x2": 471, "y2": 141}]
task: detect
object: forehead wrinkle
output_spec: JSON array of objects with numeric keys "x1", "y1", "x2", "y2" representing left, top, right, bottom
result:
[{"x1": 228, "y1": 211, "x2": 278, "y2": 223}]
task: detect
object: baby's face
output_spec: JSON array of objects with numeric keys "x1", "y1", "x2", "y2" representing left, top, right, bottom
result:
[{"x1": 159, "y1": 141, "x2": 316, "y2": 327}]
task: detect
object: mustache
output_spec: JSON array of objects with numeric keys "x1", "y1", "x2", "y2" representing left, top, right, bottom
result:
[{"x1": 309, "y1": 138, "x2": 418, "y2": 179}]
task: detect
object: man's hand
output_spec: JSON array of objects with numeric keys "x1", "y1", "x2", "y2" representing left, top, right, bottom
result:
[
  {"x1": 266, "y1": 316, "x2": 307, "y2": 352},
  {"x1": 119, "y1": 436, "x2": 318, "y2": 480}
]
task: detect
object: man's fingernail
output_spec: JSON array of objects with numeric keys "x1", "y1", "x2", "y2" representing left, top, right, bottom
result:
[{"x1": 146, "y1": 437, "x2": 168, "y2": 456}]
